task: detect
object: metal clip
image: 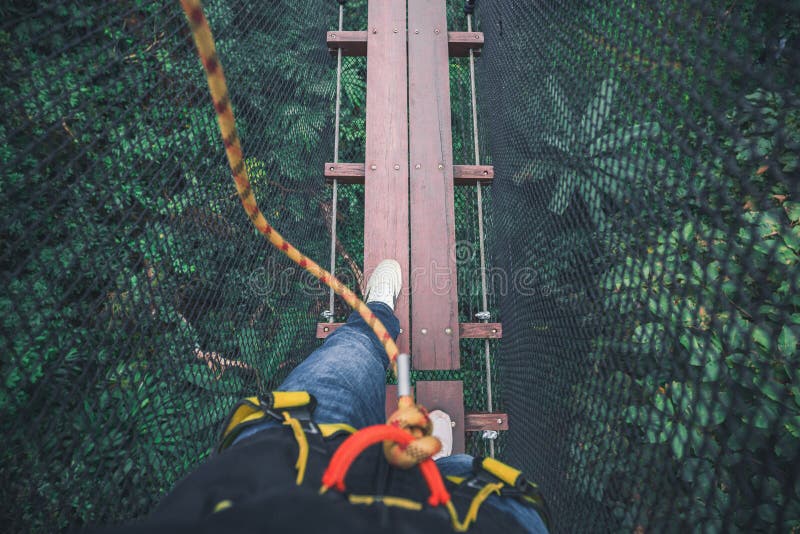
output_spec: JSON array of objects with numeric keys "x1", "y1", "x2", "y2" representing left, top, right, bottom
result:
[
  {"x1": 475, "y1": 311, "x2": 491, "y2": 321},
  {"x1": 482, "y1": 430, "x2": 498, "y2": 440},
  {"x1": 321, "y1": 310, "x2": 334, "y2": 319}
]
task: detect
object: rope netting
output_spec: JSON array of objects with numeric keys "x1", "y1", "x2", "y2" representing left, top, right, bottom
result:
[
  {"x1": 1, "y1": 1, "x2": 337, "y2": 529},
  {"x1": 478, "y1": 1, "x2": 799, "y2": 531},
  {"x1": 1, "y1": 0, "x2": 798, "y2": 532}
]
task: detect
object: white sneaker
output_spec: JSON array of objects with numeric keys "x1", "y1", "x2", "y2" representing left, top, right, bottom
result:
[
  {"x1": 364, "y1": 259, "x2": 402, "y2": 311},
  {"x1": 429, "y1": 410, "x2": 453, "y2": 460}
]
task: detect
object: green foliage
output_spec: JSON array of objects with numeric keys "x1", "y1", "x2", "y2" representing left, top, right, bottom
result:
[
  {"x1": 557, "y1": 6, "x2": 800, "y2": 532},
  {"x1": 515, "y1": 76, "x2": 661, "y2": 229},
  {"x1": 481, "y1": 0, "x2": 800, "y2": 531},
  {"x1": 1, "y1": 1, "x2": 336, "y2": 530}
]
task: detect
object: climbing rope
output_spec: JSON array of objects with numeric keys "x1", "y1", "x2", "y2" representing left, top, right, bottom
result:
[
  {"x1": 179, "y1": 0, "x2": 442, "y2": 474},
  {"x1": 178, "y1": 0, "x2": 399, "y2": 372}
]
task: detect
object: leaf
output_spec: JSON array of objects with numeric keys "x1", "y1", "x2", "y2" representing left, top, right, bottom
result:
[
  {"x1": 681, "y1": 221, "x2": 695, "y2": 243},
  {"x1": 591, "y1": 165, "x2": 636, "y2": 203},
  {"x1": 695, "y1": 402, "x2": 710, "y2": 426},
  {"x1": 589, "y1": 122, "x2": 661, "y2": 156},
  {"x1": 654, "y1": 391, "x2": 674, "y2": 415},
  {"x1": 544, "y1": 76, "x2": 574, "y2": 142},
  {"x1": 671, "y1": 423, "x2": 688, "y2": 460},
  {"x1": 647, "y1": 293, "x2": 670, "y2": 317},
  {"x1": 758, "y1": 379, "x2": 783, "y2": 402},
  {"x1": 547, "y1": 170, "x2": 579, "y2": 215},
  {"x1": 752, "y1": 326, "x2": 772, "y2": 350},
  {"x1": 580, "y1": 77, "x2": 618, "y2": 139},
  {"x1": 787, "y1": 416, "x2": 800, "y2": 438},
  {"x1": 579, "y1": 181, "x2": 607, "y2": 229},
  {"x1": 778, "y1": 326, "x2": 797, "y2": 356},
  {"x1": 756, "y1": 210, "x2": 782, "y2": 238},
  {"x1": 702, "y1": 359, "x2": 720, "y2": 382},
  {"x1": 753, "y1": 404, "x2": 776, "y2": 429}
]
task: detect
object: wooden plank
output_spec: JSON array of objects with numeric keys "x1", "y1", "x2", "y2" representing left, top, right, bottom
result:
[
  {"x1": 453, "y1": 165, "x2": 494, "y2": 185},
  {"x1": 326, "y1": 30, "x2": 368, "y2": 56},
  {"x1": 317, "y1": 322, "x2": 501, "y2": 339},
  {"x1": 327, "y1": 30, "x2": 483, "y2": 57},
  {"x1": 465, "y1": 412, "x2": 509, "y2": 432},
  {"x1": 416, "y1": 381, "x2": 465, "y2": 454},
  {"x1": 324, "y1": 162, "x2": 493, "y2": 185},
  {"x1": 408, "y1": 0, "x2": 460, "y2": 370},
  {"x1": 446, "y1": 32, "x2": 484, "y2": 57},
  {"x1": 459, "y1": 322, "x2": 502, "y2": 339},
  {"x1": 364, "y1": 0, "x2": 410, "y2": 354},
  {"x1": 324, "y1": 162, "x2": 367, "y2": 184},
  {"x1": 316, "y1": 323, "x2": 340, "y2": 338}
]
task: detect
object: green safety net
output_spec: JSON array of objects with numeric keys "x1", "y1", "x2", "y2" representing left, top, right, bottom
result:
[{"x1": 1, "y1": 0, "x2": 798, "y2": 532}]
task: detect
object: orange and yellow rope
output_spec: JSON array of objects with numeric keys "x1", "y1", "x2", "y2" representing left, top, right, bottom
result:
[{"x1": 179, "y1": 0, "x2": 400, "y2": 371}]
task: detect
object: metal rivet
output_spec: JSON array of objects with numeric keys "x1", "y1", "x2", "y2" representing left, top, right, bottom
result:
[
  {"x1": 497, "y1": 418, "x2": 503, "y2": 424},
  {"x1": 370, "y1": 164, "x2": 377, "y2": 170},
  {"x1": 372, "y1": 28, "x2": 377, "y2": 34},
  {"x1": 491, "y1": 329, "x2": 497, "y2": 334},
  {"x1": 415, "y1": 164, "x2": 421, "y2": 169},
  {"x1": 437, "y1": 163, "x2": 444, "y2": 169},
  {"x1": 421, "y1": 328, "x2": 428, "y2": 335},
  {"x1": 393, "y1": 27, "x2": 398, "y2": 33},
  {"x1": 434, "y1": 28, "x2": 440, "y2": 34},
  {"x1": 323, "y1": 327, "x2": 330, "y2": 332},
  {"x1": 399, "y1": 328, "x2": 404, "y2": 334},
  {"x1": 330, "y1": 33, "x2": 336, "y2": 39},
  {"x1": 475, "y1": 34, "x2": 480, "y2": 39},
  {"x1": 451, "y1": 421, "x2": 456, "y2": 427},
  {"x1": 482, "y1": 170, "x2": 488, "y2": 175},
  {"x1": 444, "y1": 327, "x2": 452, "y2": 335},
  {"x1": 414, "y1": 29, "x2": 419, "y2": 34},
  {"x1": 329, "y1": 166, "x2": 334, "y2": 171},
  {"x1": 394, "y1": 164, "x2": 400, "y2": 170}
]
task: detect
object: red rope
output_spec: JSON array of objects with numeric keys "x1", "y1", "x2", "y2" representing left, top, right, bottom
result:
[{"x1": 321, "y1": 425, "x2": 451, "y2": 507}]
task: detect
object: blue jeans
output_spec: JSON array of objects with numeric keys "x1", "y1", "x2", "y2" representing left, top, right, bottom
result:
[{"x1": 235, "y1": 302, "x2": 547, "y2": 533}]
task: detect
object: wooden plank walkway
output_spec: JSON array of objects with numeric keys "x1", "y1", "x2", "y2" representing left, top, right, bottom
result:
[
  {"x1": 322, "y1": 0, "x2": 506, "y2": 451},
  {"x1": 364, "y1": 0, "x2": 410, "y2": 354},
  {"x1": 408, "y1": 0, "x2": 460, "y2": 370}
]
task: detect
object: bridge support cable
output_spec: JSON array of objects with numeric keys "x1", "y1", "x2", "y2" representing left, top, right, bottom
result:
[
  {"x1": 467, "y1": 10, "x2": 496, "y2": 458},
  {"x1": 326, "y1": 2, "x2": 345, "y2": 324}
]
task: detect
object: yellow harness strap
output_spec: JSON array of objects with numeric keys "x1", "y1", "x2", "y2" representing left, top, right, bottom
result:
[
  {"x1": 348, "y1": 495, "x2": 423, "y2": 511},
  {"x1": 220, "y1": 396, "x2": 264, "y2": 439},
  {"x1": 319, "y1": 423, "x2": 357, "y2": 437},
  {"x1": 446, "y1": 481, "x2": 504, "y2": 532},
  {"x1": 282, "y1": 410, "x2": 309, "y2": 485},
  {"x1": 480, "y1": 457, "x2": 523, "y2": 487},
  {"x1": 271, "y1": 391, "x2": 312, "y2": 409}
]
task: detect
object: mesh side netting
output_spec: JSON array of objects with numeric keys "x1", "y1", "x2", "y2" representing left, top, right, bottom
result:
[
  {"x1": 477, "y1": 0, "x2": 800, "y2": 532},
  {"x1": 2, "y1": 0, "x2": 799, "y2": 533},
  {"x1": 0, "y1": 1, "x2": 337, "y2": 530}
]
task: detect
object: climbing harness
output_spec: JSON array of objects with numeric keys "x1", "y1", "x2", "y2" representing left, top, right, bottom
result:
[{"x1": 214, "y1": 388, "x2": 550, "y2": 532}]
